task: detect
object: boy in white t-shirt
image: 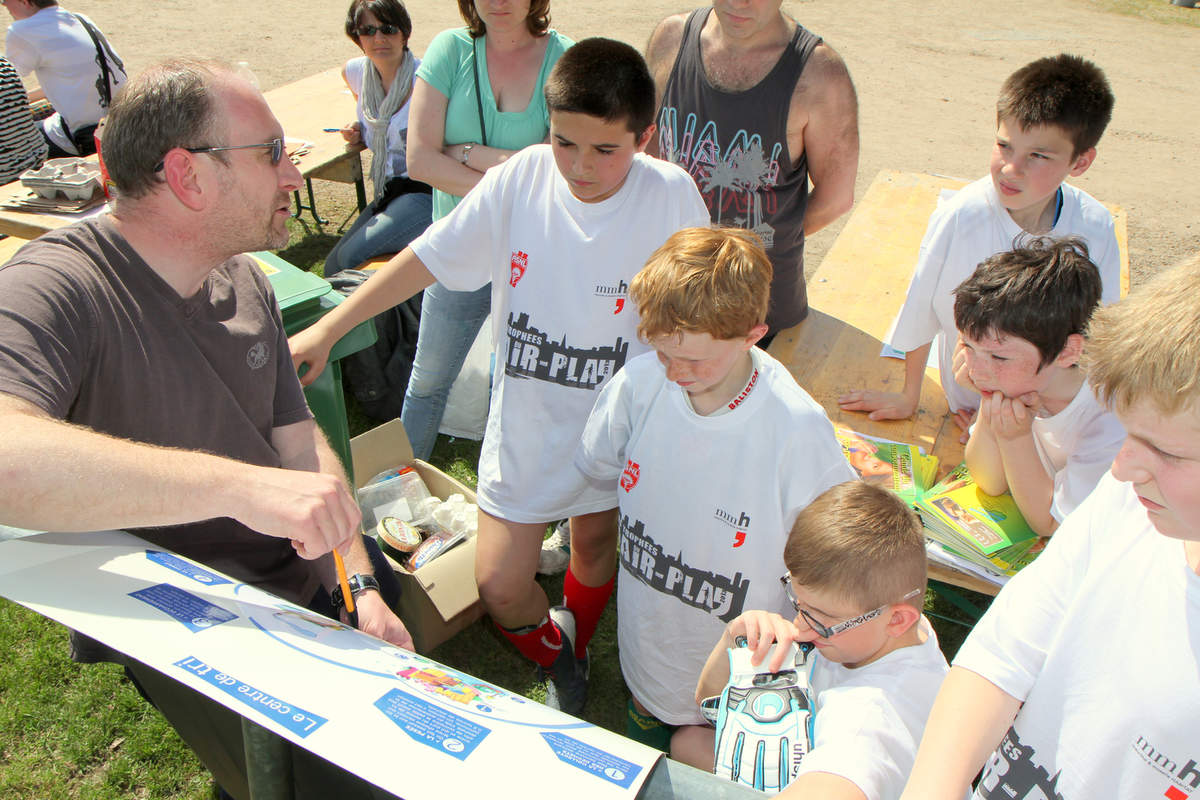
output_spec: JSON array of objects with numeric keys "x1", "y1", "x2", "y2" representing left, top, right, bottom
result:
[
  {"x1": 696, "y1": 481, "x2": 949, "y2": 799},
  {"x1": 290, "y1": 38, "x2": 708, "y2": 713},
  {"x1": 954, "y1": 237, "x2": 1124, "y2": 535},
  {"x1": 574, "y1": 227, "x2": 855, "y2": 761},
  {"x1": 902, "y1": 257, "x2": 1200, "y2": 800},
  {"x1": 839, "y1": 54, "x2": 1119, "y2": 429}
]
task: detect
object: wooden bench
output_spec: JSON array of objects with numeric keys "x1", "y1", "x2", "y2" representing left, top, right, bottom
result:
[{"x1": 768, "y1": 169, "x2": 1129, "y2": 598}]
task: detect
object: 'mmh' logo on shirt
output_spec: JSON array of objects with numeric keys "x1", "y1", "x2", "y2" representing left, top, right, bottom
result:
[{"x1": 714, "y1": 507, "x2": 750, "y2": 548}]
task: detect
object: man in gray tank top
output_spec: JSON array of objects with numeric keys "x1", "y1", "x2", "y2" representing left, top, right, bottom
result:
[{"x1": 646, "y1": 2, "x2": 859, "y2": 340}]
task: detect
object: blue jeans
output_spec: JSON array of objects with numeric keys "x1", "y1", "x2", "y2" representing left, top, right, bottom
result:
[
  {"x1": 324, "y1": 191, "x2": 433, "y2": 276},
  {"x1": 400, "y1": 281, "x2": 491, "y2": 460}
]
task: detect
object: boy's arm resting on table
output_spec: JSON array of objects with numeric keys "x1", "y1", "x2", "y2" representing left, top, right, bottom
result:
[
  {"x1": 0, "y1": 394, "x2": 358, "y2": 558},
  {"x1": 273, "y1": 420, "x2": 413, "y2": 649},
  {"x1": 971, "y1": 386, "x2": 1056, "y2": 535},
  {"x1": 900, "y1": 666, "x2": 1022, "y2": 800},
  {"x1": 964, "y1": 401, "x2": 1007, "y2": 497},
  {"x1": 796, "y1": 45, "x2": 859, "y2": 237},
  {"x1": 994, "y1": 422, "x2": 1057, "y2": 537},
  {"x1": 837, "y1": 342, "x2": 928, "y2": 420},
  {"x1": 289, "y1": 247, "x2": 437, "y2": 385}
]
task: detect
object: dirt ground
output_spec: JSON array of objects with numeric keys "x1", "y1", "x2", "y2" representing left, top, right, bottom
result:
[{"x1": 63, "y1": 0, "x2": 1199, "y2": 284}]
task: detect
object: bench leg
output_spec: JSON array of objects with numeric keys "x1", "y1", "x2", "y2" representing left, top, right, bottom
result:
[{"x1": 290, "y1": 180, "x2": 329, "y2": 225}]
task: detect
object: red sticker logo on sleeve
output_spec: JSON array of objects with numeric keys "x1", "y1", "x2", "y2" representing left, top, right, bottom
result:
[
  {"x1": 509, "y1": 250, "x2": 528, "y2": 287},
  {"x1": 619, "y1": 460, "x2": 640, "y2": 492}
]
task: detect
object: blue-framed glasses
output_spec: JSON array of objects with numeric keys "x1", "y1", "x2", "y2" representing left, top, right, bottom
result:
[
  {"x1": 154, "y1": 137, "x2": 285, "y2": 172},
  {"x1": 780, "y1": 575, "x2": 922, "y2": 639}
]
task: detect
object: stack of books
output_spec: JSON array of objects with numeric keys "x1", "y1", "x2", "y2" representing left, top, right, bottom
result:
[{"x1": 834, "y1": 425, "x2": 1044, "y2": 585}]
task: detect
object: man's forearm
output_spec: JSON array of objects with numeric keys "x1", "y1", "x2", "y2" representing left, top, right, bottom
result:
[{"x1": 0, "y1": 402, "x2": 260, "y2": 531}]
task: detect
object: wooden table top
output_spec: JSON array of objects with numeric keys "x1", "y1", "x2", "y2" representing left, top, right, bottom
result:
[
  {"x1": 262, "y1": 66, "x2": 365, "y2": 185},
  {"x1": 0, "y1": 66, "x2": 364, "y2": 239},
  {"x1": 769, "y1": 169, "x2": 1129, "y2": 596}
]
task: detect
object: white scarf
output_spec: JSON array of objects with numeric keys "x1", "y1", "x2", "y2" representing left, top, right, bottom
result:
[{"x1": 359, "y1": 50, "x2": 416, "y2": 202}]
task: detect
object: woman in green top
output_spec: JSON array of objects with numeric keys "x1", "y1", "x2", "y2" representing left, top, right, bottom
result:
[{"x1": 401, "y1": 0, "x2": 571, "y2": 460}]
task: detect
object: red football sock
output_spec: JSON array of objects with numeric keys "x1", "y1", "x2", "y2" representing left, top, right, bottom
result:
[
  {"x1": 497, "y1": 616, "x2": 562, "y2": 669},
  {"x1": 563, "y1": 567, "x2": 615, "y2": 660}
]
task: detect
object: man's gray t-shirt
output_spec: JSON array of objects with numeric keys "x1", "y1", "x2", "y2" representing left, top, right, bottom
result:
[{"x1": 0, "y1": 216, "x2": 319, "y2": 604}]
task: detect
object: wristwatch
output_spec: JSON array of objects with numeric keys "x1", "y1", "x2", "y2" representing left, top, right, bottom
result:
[
  {"x1": 460, "y1": 143, "x2": 474, "y2": 166},
  {"x1": 329, "y1": 573, "x2": 381, "y2": 610}
]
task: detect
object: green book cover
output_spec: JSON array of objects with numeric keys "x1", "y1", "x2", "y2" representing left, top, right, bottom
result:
[
  {"x1": 915, "y1": 463, "x2": 1038, "y2": 557},
  {"x1": 834, "y1": 425, "x2": 939, "y2": 505}
]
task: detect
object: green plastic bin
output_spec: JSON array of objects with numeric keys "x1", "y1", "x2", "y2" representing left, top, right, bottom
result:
[{"x1": 252, "y1": 251, "x2": 376, "y2": 480}]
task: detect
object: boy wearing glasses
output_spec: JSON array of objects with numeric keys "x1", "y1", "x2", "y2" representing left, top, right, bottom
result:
[
  {"x1": 695, "y1": 481, "x2": 949, "y2": 798},
  {"x1": 574, "y1": 227, "x2": 854, "y2": 761}
]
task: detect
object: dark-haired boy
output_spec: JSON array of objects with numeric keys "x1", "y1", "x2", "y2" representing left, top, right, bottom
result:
[
  {"x1": 901, "y1": 255, "x2": 1200, "y2": 800},
  {"x1": 291, "y1": 38, "x2": 709, "y2": 713},
  {"x1": 954, "y1": 237, "x2": 1124, "y2": 536},
  {"x1": 840, "y1": 54, "x2": 1120, "y2": 427},
  {"x1": 574, "y1": 227, "x2": 854, "y2": 763},
  {"x1": 695, "y1": 481, "x2": 948, "y2": 798}
]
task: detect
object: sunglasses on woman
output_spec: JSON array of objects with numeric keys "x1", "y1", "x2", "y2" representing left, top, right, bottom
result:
[{"x1": 357, "y1": 24, "x2": 401, "y2": 37}]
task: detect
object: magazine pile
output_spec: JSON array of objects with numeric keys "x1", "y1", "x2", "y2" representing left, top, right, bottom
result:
[{"x1": 834, "y1": 426, "x2": 1045, "y2": 586}]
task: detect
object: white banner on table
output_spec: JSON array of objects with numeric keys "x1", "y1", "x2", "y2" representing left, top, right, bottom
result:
[{"x1": 0, "y1": 531, "x2": 659, "y2": 799}]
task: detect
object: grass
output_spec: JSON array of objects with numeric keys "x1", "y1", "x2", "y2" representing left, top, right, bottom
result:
[
  {"x1": 1086, "y1": 0, "x2": 1200, "y2": 27},
  {"x1": 0, "y1": 175, "x2": 995, "y2": 796}
]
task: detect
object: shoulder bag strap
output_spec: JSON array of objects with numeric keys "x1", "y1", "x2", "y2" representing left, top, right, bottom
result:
[
  {"x1": 72, "y1": 14, "x2": 119, "y2": 108},
  {"x1": 472, "y1": 37, "x2": 488, "y2": 146}
]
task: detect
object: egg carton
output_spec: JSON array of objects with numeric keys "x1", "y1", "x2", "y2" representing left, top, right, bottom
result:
[{"x1": 20, "y1": 158, "x2": 102, "y2": 201}]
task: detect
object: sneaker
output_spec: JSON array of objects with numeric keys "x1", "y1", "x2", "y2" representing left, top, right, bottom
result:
[
  {"x1": 538, "y1": 606, "x2": 589, "y2": 715},
  {"x1": 537, "y1": 520, "x2": 571, "y2": 576}
]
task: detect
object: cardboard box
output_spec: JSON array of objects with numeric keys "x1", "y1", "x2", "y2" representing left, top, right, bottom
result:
[{"x1": 351, "y1": 419, "x2": 483, "y2": 653}]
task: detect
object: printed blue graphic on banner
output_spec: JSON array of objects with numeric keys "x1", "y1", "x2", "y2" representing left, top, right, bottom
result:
[
  {"x1": 175, "y1": 656, "x2": 326, "y2": 738},
  {"x1": 145, "y1": 550, "x2": 232, "y2": 586},
  {"x1": 129, "y1": 583, "x2": 237, "y2": 632},
  {"x1": 541, "y1": 732, "x2": 642, "y2": 788},
  {"x1": 374, "y1": 688, "x2": 490, "y2": 761}
]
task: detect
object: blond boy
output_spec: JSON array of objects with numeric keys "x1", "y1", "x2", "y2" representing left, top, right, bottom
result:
[
  {"x1": 903, "y1": 257, "x2": 1200, "y2": 799},
  {"x1": 697, "y1": 482, "x2": 949, "y2": 799},
  {"x1": 574, "y1": 227, "x2": 854, "y2": 760}
]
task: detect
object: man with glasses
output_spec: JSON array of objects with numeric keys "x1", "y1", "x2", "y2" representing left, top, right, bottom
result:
[
  {"x1": 695, "y1": 481, "x2": 949, "y2": 799},
  {"x1": 0, "y1": 59, "x2": 407, "y2": 798}
]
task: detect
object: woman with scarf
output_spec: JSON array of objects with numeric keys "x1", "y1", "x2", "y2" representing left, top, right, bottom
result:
[
  {"x1": 399, "y1": 0, "x2": 572, "y2": 461},
  {"x1": 324, "y1": 0, "x2": 432, "y2": 276}
]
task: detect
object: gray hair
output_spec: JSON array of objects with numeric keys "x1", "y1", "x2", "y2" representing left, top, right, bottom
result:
[{"x1": 102, "y1": 58, "x2": 233, "y2": 200}]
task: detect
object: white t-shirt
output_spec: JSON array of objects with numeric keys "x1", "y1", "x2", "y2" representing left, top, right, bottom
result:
[
  {"x1": 1031, "y1": 378, "x2": 1124, "y2": 521},
  {"x1": 887, "y1": 176, "x2": 1121, "y2": 413},
  {"x1": 955, "y1": 472, "x2": 1200, "y2": 799},
  {"x1": 411, "y1": 146, "x2": 708, "y2": 522},
  {"x1": 5, "y1": 7, "x2": 125, "y2": 140},
  {"x1": 575, "y1": 348, "x2": 856, "y2": 723},
  {"x1": 343, "y1": 56, "x2": 418, "y2": 181},
  {"x1": 798, "y1": 619, "x2": 950, "y2": 800}
]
